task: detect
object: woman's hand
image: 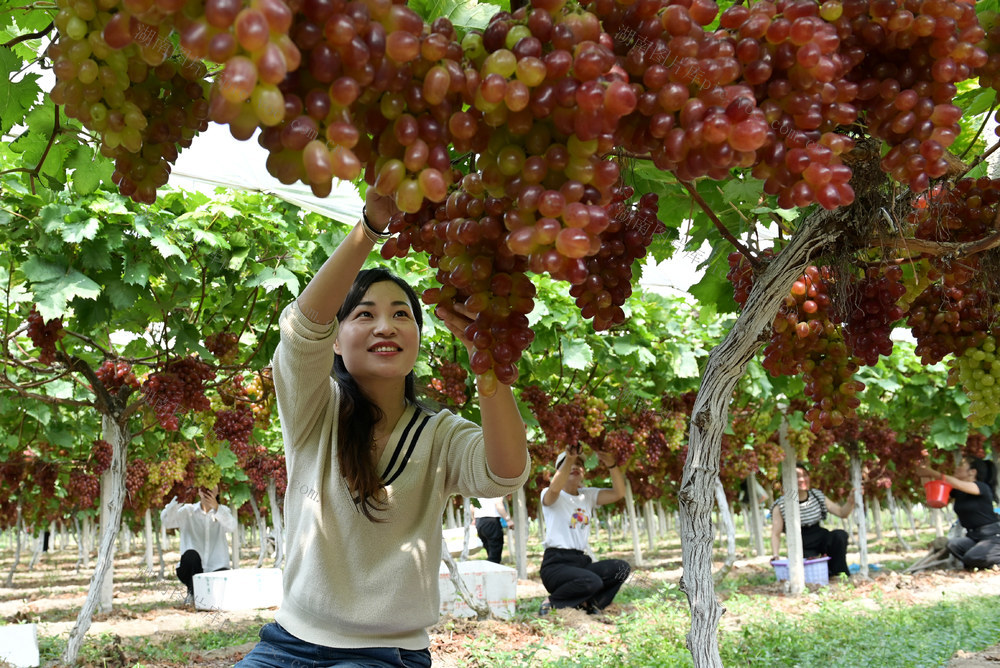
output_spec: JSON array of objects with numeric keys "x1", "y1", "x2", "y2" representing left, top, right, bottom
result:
[
  {"x1": 434, "y1": 303, "x2": 475, "y2": 357},
  {"x1": 916, "y1": 465, "x2": 940, "y2": 480},
  {"x1": 199, "y1": 488, "x2": 219, "y2": 512},
  {"x1": 595, "y1": 449, "x2": 617, "y2": 468},
  {"x1": 364, "y1": 187, "x2": 397, "y2": 232}
]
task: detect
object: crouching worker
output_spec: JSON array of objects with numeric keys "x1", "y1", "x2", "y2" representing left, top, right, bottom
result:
[
  {"x1": 918, "y1": 457, "x2": 1000, "y2": 570},
  {"x1": 771, "y1": 463, "x2": 854, "y2": 579},
  {"x1": 160, "y1": 485, "x2": 236, "y2": 605},
  {"x1": 538, "y1": 444, "x2": 629, "y2": 616}
]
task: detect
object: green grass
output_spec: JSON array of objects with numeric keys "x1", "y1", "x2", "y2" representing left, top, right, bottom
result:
[
  {"x1": 39, "y1": 621, "x2": 264, "y2": 664},
  {"x1": 462, "y1": 579, "x2": 1000, "y2": 667}
]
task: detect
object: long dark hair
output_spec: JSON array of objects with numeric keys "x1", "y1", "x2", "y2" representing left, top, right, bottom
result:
[
  {"x1": 333, "y1": 268, "x2": 424, "y2": 522},
  {"x1": 967, "y1": 457, "x2": 999, "y2": 503}
]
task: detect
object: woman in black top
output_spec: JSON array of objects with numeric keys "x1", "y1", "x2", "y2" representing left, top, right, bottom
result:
[{"x1": 918, "y1": 457, "x2": 1000, "y2": 570}]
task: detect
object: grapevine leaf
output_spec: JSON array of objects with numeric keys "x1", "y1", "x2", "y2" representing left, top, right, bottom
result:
[
  {"x1": 929, "y1": 413, "x2": 970, "y2": 449},
  {"x1": 688, "y1": 269, "x2": 737, "y2": 314},
  {"x1": 105, "y1": 280, "x2": 140, "y2": 310},
  {"x1": 248, "y1": 266, "x2": 299, "y2": 294},
  {"x1": 33, "y1": 269, "x2": 102, "y2": 320},
  {"x1": 67, "y1": 146, "x2": 114, "y2": 195},
  {"x1": 228, "y1": 482, "x2": 252, "y2": 508},
  {"x1": 21, "y1": 256, "x2": 65, "y2": 283},
  {"x1": 38, "y1": 203, "x2": 70, "y2": 233},
  {"x1": 560, "y1": 336, "x2": 593, "y2": 370},
  {"x1": 409, "y1": 0, "x2": 503, "y2": 31},
  {"x1": 213, "y1": 446, "x2": 239, "y2": 469},
  {"x1": 669, "y1": 345, "x2": 700, "y2": 378},
  {"x1": 61, "y1": 218, "x2": 100, "y2": 244},
  {"x1": 612, "y1": 339, "x2": 640, "y2": 356},
  {"x1": 0, "y1": 47, "x2": 39, "y2": 136},
  {"x1": 123, "y1": 260, "x2": 151, "y2": 287},
  {"x1": 24, "y1": 402, "x2": 51, "y2": 425},
  {"x1": 721, "y1": 177, "x2": 765, "y2": 203}
]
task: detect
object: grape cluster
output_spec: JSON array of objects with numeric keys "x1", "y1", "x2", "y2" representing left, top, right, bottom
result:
[
  {"x1": 148, "y1": 441, "x2": 193, "y2": 500},
  {"x1": 762, "y1": 265, "x2": 864, "y2": 431},
  {"x1": 96, "y1": 359, "x2": 139, "y2": 393},
  {"x1": 383, "y1": 175, "x2": 536, "y2": 391},
  {"x1": 951, "y1": 334, "x2": 1000, "y2": 428},
  {"x1": 582, "y1": 395, "x2": 608, "y2": 438},
  {"x1": 213, "y1": 406, "x2": 255, "y2": 460},
  {"x1": 601, "y1": 429, "x2": 636, "y2": 468},
  {"x1": 906, "y1": 283, "x2": 990, "y2": 364},
  {"x1": 243, "y1": 446, "x2": 272, "y2": 492},
  {"x1": 570, "y1": 189, "x2": 665, "y2": 330},
  {"x1": 426, "y1": 359, "x2": 469, "y2": 407},
  {"x1": 909, "y1": 178, "x2": 1000, "y2": 286},
  {"x1": 26, "y1": 306, "x2": 64, "y2": 366},
  {"x1": 193, "y1": 458, "x2": 222, "y2": 490},
  {"x1": 46, "y1": 0, "x2": 210, "y2": 203},
  {"x1": 721, "y1": 0, "x2": 857, "y2": 209},
  {"x1": 68, "y1": 470, "x2": 100, "y2": 509},
  {"x1": 141, "y1": 372, "x2": 184, "y2": 429},
  {"x1": 125, "y1": 458, "x2": 149, "y2": 505},
  {"x1": 840, "y1": 265, "x2": 906, "y2": 366},
  {"x1": 141, "y1": 357, "x2": 214, "y2": 430},
  {"x1": 519, "y1": 385, "x2": 587, "y2": 451},
  {"x1": 179, "y1": 0, "x2": 299, "y2": 131},
  {"x1": 205, "y1": 331, "x2": 239, "y2": 364},
  {"x1": 844, "y1": 0, "x2": 985, "y2": 192},
  {"x1": 91, "y1": 438, "x2": 113, "y2": 476},
  {"x1": 966, "y1": 431, "x2": 988, "y2": 460},
  {"x1": 109, "y1": 60, "x2": 211, "y2": 204}
]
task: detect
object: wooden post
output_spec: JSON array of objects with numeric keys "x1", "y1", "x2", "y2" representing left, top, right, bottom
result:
[
  {"x1": 780, "y1": 418, "x2": 804, "y2": 594},
  {"x1": 871, "y1": 497, "x2": 883, "y2": 543},
  {"x1": 624, "y1": 480, "x2": 644, "y2": 567},
  {"x1": 514, "y1": 486, "x2": 528, "y2": 580},
  {"x1": 885, "y1": 489, "x2": 910, "y2": 552},
  {"x1": 748, "y1": 474, "x2": 765, "y2": 557},
  {"x1": 851, "y1": 453, "x2": 868, "y2": 579}
]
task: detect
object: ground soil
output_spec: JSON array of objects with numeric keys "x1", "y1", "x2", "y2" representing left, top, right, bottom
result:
[{"x1": 2, "y1": 538, "x2": 999, "y2": 666}]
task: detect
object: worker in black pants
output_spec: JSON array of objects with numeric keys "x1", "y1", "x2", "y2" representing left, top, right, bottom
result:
[
  {"x1": 538, "y1": 445, "x2": 629, "y2": 616},
  {"x1": 474, "y1": 497, "x2": 513, "y2": 564}
]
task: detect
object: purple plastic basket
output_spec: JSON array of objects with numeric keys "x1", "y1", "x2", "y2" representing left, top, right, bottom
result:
[{"x1": 771, "y1": 556, "x2": 830, "y2": 585}]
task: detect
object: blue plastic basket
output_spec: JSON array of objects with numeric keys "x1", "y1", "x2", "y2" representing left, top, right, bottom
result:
[{"x1": 771, "y1": 556, "x2": 830, "y2": 585}]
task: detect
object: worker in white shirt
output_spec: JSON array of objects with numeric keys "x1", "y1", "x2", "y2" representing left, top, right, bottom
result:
[
  {"x1": 474, "y1": 497, "x2": 513, "y2": 564},
  {"x1": 160, "y1": 485, "x2": 237, "y2": 605}
]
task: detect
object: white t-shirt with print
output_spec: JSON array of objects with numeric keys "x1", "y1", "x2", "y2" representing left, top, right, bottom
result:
[{"x1": 541, "y1": 487, "x2": 601, "y2": 552}]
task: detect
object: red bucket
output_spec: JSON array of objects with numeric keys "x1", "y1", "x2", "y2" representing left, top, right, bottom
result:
[{"x1": 924, "y1": 479, "x2": 952, "y2": 508}]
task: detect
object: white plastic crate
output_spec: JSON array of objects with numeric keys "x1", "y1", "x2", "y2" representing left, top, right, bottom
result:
[
  {"x1": 0, "y1": 623, "x2": 40, "y2": 667},
  {"x1": 193, "y1": 568, "x2": 283, "y2": 611},
  {"x1": 439, "y1": 560, "x2": 517, "y2": 619},
  {"x1": 442, "y1": 527, "x2": 483, "y2": 557},
  {"x1": 771, "y1": 556, "x2": 830, "y2": 585}
]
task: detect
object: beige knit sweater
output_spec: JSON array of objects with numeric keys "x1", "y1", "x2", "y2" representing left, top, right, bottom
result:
[{"x1": 270, "y1": 301, "x2": 530, "y2": 650}]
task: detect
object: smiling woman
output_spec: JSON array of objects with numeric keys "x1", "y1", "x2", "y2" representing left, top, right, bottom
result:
[{"x1": 235, "y1": 190, "x2": 531, "y2": 668}]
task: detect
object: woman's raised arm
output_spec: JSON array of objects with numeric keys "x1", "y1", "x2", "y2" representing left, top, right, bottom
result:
[{"x1": 296, "y1": 190, "x2": 396, "y2": 325}]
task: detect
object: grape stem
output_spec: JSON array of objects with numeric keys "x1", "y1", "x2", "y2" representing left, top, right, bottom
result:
[
  {"x1": 0, "y1": 371, "x2": 91, "y2": 408},
  {"x1": 877, "y1": 228, "x2": 1000, "y2": 259},
  {"x1": 959, "y1": 100, "x2": 998, "y2": 160},
  {"x1": 0, "y1": 22, "x2": 53, "y2": 48},
  {"x1": 59, "y1": 351, "x2": 121, "y2": 416},
  {"x1": 959, "y1": 140, "x2": 1000, "y2": 180},
  {"x1": 0, "y1": 105, "x2": 60, "y2": 195},
  {"x1": 64, "y1": 329, "x2": 112, "y2": 358},
  {"x1": 679, "y1": 180, "x2": 759, "y2": 268}
]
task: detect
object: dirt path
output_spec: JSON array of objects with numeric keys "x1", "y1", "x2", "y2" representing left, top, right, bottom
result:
[{"x1": 4, "y1": 546, "x2": 1000, "y2": 666}]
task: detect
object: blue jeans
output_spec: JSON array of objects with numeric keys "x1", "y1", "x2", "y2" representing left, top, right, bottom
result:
[{"x1": 235, "y1": 622, "x2": 433, "y2": 668}]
